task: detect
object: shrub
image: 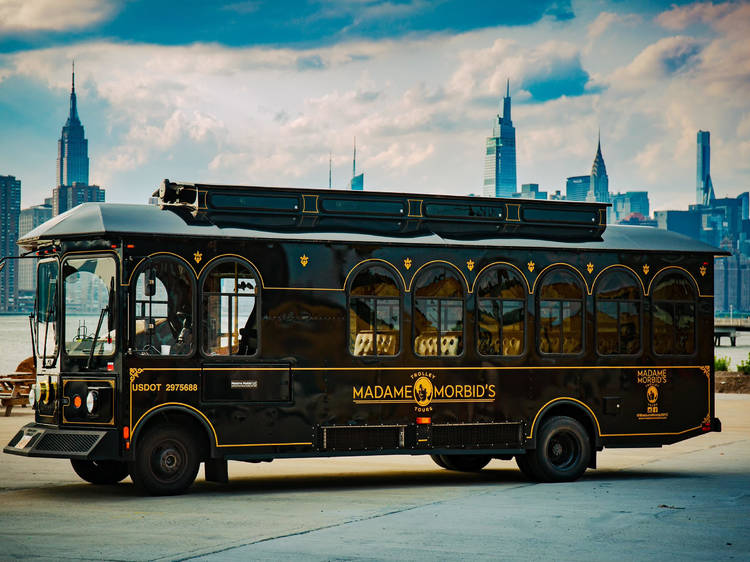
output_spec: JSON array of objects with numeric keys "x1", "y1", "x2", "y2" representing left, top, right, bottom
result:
[
  {"x1": 738, "y1": 355, "x2": 750, "y2": 375},
  {"x1": 714, "y1": 356, "x2": 731, "y2": 371}
]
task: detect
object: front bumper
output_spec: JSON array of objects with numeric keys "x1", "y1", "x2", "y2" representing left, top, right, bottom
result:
[{"x1": 4, "y1": 423, "x2": 120, "y2": 460}]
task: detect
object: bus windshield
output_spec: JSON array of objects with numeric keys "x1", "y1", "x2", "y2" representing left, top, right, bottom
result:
[
  {"x1": 63, "y1": 256, "x2": 116, "y2": 357},
  {"x1": 36, "y1": 259, "x2": 59, "y2": 362}
]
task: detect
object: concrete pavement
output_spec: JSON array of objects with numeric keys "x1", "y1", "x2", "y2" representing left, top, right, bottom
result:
[{"x1": 1, "y1": 395, "x2": 748, "y2": 561}]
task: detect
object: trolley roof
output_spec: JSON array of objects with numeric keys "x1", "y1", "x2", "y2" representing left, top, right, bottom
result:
[{"x1": 20, "y1": 198, "x2": 727, "y2": 256}]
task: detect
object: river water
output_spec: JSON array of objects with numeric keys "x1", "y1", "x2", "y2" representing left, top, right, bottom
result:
[{"x1": 2, "y1": 314, "x2": 750, "y2": 373}]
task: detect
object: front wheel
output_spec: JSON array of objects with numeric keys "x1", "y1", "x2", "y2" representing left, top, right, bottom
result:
[
  {"x1": 129, "y1": 424, "x2": 199, "y2": 495},
  {"x1": 437, "y1": 454, "x2": 491, "y2": 472},
  {"x1": 71, "y1": 459, "x2": 130, "y2": 484},
  {"x1": 528, "y1": 416, "x2": 591, "y2": 482}
]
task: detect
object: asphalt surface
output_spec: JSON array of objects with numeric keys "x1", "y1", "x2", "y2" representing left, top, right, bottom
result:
[{"x1": 1, "y1": 395, "x2": 749, "y2": 561}]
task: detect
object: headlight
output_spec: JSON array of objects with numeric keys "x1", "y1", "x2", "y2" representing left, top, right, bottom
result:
[{"x1": 86, "y1": 390, "x2": 99, "y2": 414}]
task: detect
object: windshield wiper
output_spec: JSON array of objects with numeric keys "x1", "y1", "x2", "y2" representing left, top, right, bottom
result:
[{"x1": 87, "y1": 305, "x2": 109, "y2": 370}]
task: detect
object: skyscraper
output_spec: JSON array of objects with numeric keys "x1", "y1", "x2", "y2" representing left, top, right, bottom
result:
[
  {"x1": 349, "y1": 137, "x2": 364, "y2": 191},
  {"x1": 0, "y1": 175, "x2": 21, "y2": 312},
  {"x1": 588, "y1": 134, "x2": 609, "y2": 204},
  {"x1": 566, "y1": 176, "x2": 590, "y2": 201},
  {"x1": 52, "y1": 63, "x2": 104, "y2": 216},
  {"x1": 57, "y1": 63, "x2": 89, "y2": 188},
  {"x1": 18, "y1": 203, "x2": 53, "y2": 298},
  {"x1": 483, "y1": 80, "x2": 517, "y2": 197},
  {"x1": 696, "y1": 130, "x2": 715, "y2": 206}
]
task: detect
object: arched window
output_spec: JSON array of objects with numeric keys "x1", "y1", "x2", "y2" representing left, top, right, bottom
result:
[
  {"x1": 133, "y1": 257, "x2": 194, "y2": 355},
  {"x1": 595, "y1": 269, "x2": 641, "y2": 355},
  {"x1": 476, "y1": 266, "x2": 525, "y2": 356},
  {"x1": 201, "y1": 259, "x2": 258, "y2": 356},
  {"x1": 413, "y1": 266, "x2": 464, "y2": 356},
  {"x1": 538, "y1": 268, "x2": 584, "y2": 354},
  {"x1": 652, "y1": 271, "x2": 696, "y2": 355},
  {"x1": 349, "y1": 266, "x2": 400, "y2": 356}
]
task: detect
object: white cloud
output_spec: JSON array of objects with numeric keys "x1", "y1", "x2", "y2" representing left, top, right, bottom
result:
[
  {"x1": 0, "y1": 0, "x2": 117, "y2": 33},
  {"x1": 3, "y1": 12, "x2": 750, "y2": 211},
  {"x1": 655, "y1": 1, "x2": 736, "y2": 31}
]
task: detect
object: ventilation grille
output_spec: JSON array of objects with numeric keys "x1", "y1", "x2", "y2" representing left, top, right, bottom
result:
[
  {"x1": 36, "y1": 432, "x2": 99, "y2": 454},
  {"x1": 432, "y1": 423, "x2": 522, "y2": 449},
  {"x1": 320, "y1": 425, "x2": 405, "y2": 451},
  {"x1": 8, "y1": 430, "x2": 25, "y2": 447}
]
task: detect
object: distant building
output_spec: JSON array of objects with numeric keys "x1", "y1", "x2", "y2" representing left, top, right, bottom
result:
[
  {"x1": 52, "y1": 63, "x2": 104, "y2": 216},
  {"x1": 588, "y1": 135, "x2": 609, "y2": 204},
  {"x1": 549, "y1": 190, "x2": 564, "y2": 201},
  {"x1": 17, "y1": 203, "x2": 53, "y2": 297},
  {"x1": 655, "y1": 209, "x2": 701, "y2": 240},
  {"x1": 611, "y1": 191, "x2": 649, "y2": 223},
  {"x1": 513, "y1": 183, "x2": 547, "y2": 200},
  {"x1": 0, "y1": 175, "x2": 21, "y2": 312},
  {"x1": 349, "y1": 138, "x2": 364, "y2": 191},
  {"x1": 618, "y1": 213, "x2": 657, "y2": 227},
  {"x1": 57, "y1": 63, "x2": 89, "y2": 188},
  {"x1": 483, "y1": 80, "x2": 517, "y2": 197},
  {"x1": 566, "y1": 176, "x2": 590, "y2": 201},
  {"x1": 53, "y1": 183, "x2": 105, "y2": 215},
  {"x1": 696, "y1": 130, "x2": 715, "y2": 206}
]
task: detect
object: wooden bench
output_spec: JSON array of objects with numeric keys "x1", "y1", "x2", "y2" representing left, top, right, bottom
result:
[{"x1": 0, "y1": 374, "x2": 35, "y2": 417}]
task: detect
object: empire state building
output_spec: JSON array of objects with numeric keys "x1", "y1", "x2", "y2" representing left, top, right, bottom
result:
[
  {"x1": 57, "y1": 63, "x2": 89, "y2": 187},
  {"x1": 53, "y1": 64, "x2": 104, "y2": 216}
]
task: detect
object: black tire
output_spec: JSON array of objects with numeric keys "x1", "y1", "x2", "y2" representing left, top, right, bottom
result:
[
  {"x1": 514, "y1": 454, "x2": 540, "y2": 481},
  {"x1": 438, "y1": 454, "x2": 491, "y2": 472},
  {"x1": 129, "y1": 424, "x2": 199, "y2": 495},
  {"x1": 430, "y1": 454, "x2": 449, "y2": 469},
  {"x1": 529, "y1": 416, "x2": 591, "y2": 482},
  {"x1": 71, "y1": 459, "x2": 130, "y2": 485}
]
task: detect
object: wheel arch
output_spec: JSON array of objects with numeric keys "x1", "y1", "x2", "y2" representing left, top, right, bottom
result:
[
  {"x1": 529, "y1": 398, "x2": 602, "y2": 451},
  {"x1": 131, "y1": 404, "x2": 217, "y2": 459}
]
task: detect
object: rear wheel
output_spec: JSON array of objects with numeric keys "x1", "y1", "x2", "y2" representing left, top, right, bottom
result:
[
  {"x1": 430, "y1": 454, "x2": 449, "y2": 469},
  {"x1": 514, "y1": 454, "x2": 539, "y2": 481},
  {"x1": 437, "y1": 454, "x2": 491, "y2": 472},
  {"x1": 71, "y1": 459, "x2": 129, "y2": 485},
  {"x1": 529, "y1": 416, "x2": 590, "y2": 482},
  {"x1": 129, "y1": 424, "x2": 199, "y2": 495}
]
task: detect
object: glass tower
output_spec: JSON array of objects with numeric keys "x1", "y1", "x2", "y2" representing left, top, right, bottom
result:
[
  {"x1": 483, "y1": 80, "x2": 516, "y2": 197},
  {"x1": 696, "y1": 130, "x2": 715, "y2": 206}
]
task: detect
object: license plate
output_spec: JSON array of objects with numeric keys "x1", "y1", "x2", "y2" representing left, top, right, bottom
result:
[{"x1": 16, "y1": 433, "x2": 33, "y2": 449}]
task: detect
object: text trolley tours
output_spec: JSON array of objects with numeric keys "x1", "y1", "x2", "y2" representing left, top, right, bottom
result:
[{"x1": 3, "y1": 179, "x2": 726, "y2": 495}]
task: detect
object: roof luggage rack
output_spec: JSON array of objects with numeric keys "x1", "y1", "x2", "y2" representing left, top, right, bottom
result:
[{"x1": 154, "y1": 179, "x2": 608, "y2": 242}]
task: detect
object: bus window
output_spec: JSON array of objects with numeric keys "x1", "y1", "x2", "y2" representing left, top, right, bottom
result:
[
  {"x1": 414, "y1": 266, "x2": 464, "y2": 356},
  {"x1": 595, "y1": 269, "x2": 641, "y2": 355},
  {"x1": 202, "y1": 260, "x2": 258, "y2": 356},
  {"x1": 133, "y1": 258, "x2": 194, "y2": 356},
  {"x1": 64, "y1": 256, "x2": 116, "y2": 356},
  {"x1": 652, "y1": 271, "x2": 696, "y2": 355},
  {"x1": 349, "y1": 266, "x2": 400, "y2": 356},
  {"x1": 476, "y1": 266, "x2": 525, "y2": 356},
  {"x1": 538, "y1": 269, "x2": 583, "y2": 355}
]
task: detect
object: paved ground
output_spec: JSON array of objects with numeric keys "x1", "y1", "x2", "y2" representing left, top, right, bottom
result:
[{"x1": 1, "y1": 395, "x2": 749, "y2": 561}]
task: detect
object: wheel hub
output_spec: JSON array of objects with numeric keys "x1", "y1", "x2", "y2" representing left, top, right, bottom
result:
[{"x1": 157, "y1": 447, "x2": 182, "y2": 475}]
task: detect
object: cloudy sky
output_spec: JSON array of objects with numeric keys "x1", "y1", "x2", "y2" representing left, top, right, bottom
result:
[{"x1": 1, "y1": 0, "x2": 748, "y2": 212}]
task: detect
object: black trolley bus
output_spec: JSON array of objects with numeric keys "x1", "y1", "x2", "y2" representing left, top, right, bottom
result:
[{"x1": 4, "y1": 180, "x2": 725, "y2": 495}]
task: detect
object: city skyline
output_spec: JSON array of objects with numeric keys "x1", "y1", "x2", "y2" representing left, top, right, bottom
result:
[{"x1": 1, "y1": 0, "x2": 749, "y2": 210}]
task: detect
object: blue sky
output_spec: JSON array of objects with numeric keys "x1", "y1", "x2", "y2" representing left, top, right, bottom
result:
[{"x1": 1, "y1": 0, "x2": 749, "y2": 211}]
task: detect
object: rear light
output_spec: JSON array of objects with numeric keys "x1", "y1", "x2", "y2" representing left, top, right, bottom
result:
[
  {"x1": 107, "y1": 362, "x2": 114, "y2": 371},
  {"x1": 416, "y1": 417, "x2": 431, "y2": 425},
  {"x1": 73, "y1": 395, "x2": 82, "y2": 409}
]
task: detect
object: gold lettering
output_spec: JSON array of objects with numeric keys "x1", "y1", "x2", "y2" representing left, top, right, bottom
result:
[
  {"x1": 488, "y1": 385, "x2": 496, "y2": 398},
  {"x1": 364, "y1": 387, "x2": 373, "y2": 399},
  {"x1": 353, "y1": 387, "x2": 363, "y2": 399}
]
